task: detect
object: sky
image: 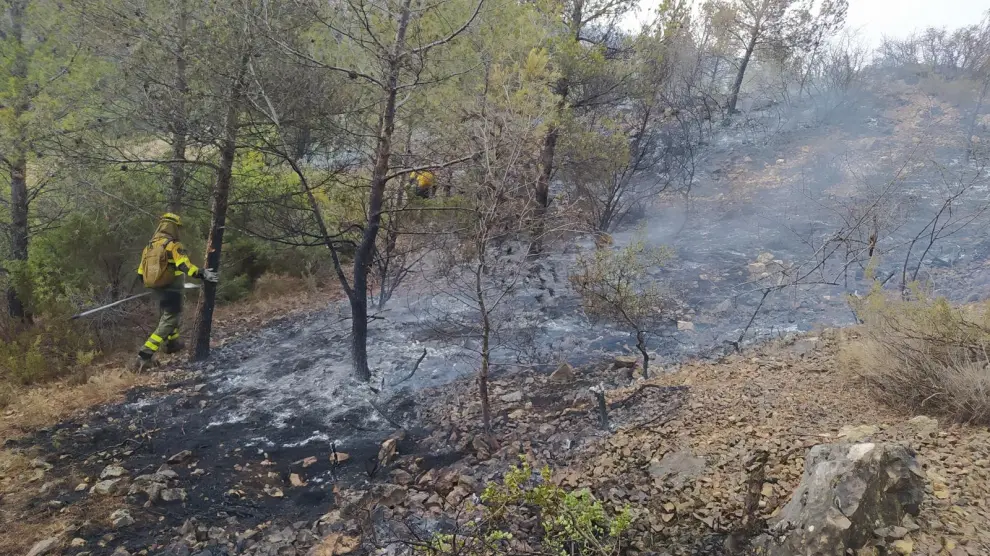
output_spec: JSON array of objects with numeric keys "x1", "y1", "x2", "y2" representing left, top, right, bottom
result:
[
  {"x1": 846, "y1": 0, "x2": 989, "y2": 48},
  {"x1": 627, "y1": 0, "x2": 990, "y2": 46}
]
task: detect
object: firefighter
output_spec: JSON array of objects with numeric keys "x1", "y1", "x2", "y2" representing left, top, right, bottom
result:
[
  {"x1": 131, "y1": 213, "x2": 217, "y2": 371},
  {"x1": 408, "y1": 169, "x2": 436, "y2": 199}
]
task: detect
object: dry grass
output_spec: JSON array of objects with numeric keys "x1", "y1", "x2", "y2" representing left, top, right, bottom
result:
[
  {"x1": 0, "y1": 367, "x2": 159, "y2": 442},
  {"x1": 0, "y1": 275, "x2": 340, "y2": 443},
  {"x1": 840, "y1": 289, "x2": 990, "y2": 424},
  {"x1": 0, "y1": 464, "x2": 117, "y2": 555},
  {"x1": 208, "y1": 275, "x2": 341, "y2": 347}
]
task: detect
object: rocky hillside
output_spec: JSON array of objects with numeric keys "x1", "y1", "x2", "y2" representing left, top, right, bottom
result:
[{"x1": 4, "y1": 327, "x2": 988, "y2": 556}]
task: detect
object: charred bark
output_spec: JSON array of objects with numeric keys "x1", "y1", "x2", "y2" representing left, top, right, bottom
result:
[
  {"x1": 7, "y1": 158, "x2": 29, "y2": 321},
  {"x1": 348, "y1": 0, "x2": 414, "y2": 381},
  {"x1": 636, "y1": 329, "x2": 650, "y2": 379},
  {"x1": 728, "y1": 29, "x2": 759, "y2": 114},
  {"x1": 6, "y1": 0, "x2": 30, "y2": 322},
  {"x1": 530, "y1": 85, "x2": 567, "y2": 256},
  {"x1": 191, "y1": 54, "x2": 248, "y2": 361},
  {"x1": 476, "y1": 255, "x2": 492, "y2": 432}
]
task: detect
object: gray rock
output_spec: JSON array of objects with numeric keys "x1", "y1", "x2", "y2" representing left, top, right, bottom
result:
[
  {"x1": 110, "y1": 509, "x2": 135, "y2": 528},
  {"x1": 29, "y1": 458, "x2": 52, "y2": 470},
  {"x1": 294, "y1": 529, "x2": 318, "y2": 546},
  {"x1": 38, "y1": 480, "x2": 60, "y2": 495},
  {"x1": 165, "y1": 542, "x2": 192, "y2": 556},
  {"x1": 137, "y1": 482, "x2": 164, "y2": 503},
  {"x1": 161, "y1": 488, "x2": 188, "y2": 503},
  {"x1": 612, "y1": 355, "x2": 637, "y2": 369},
  {"x1": 100, "y1": 465, "x2": 127, "y2": 480},
  {"x1": 648, "y1": 450, "x2": 705, "y2": 489},
  {"x1": 110, "y1": 547, "x2": 131, "y2": 556},
  {"x1": 155, "y1": 464, "x2": 179, "y2": 480},
  {"x1": 549, "y1": 362, "x2": 576, "y2": 383},
  {"x1": 179, "y1": 519, "x2": 197, "y2": 535},
  {"x1": 837, "y1": 424, "x2": 880, "y2": 442},
  {"x1": 25, "y1": 537, "x2": 59, "y2": 556},
  {"x1": 167, "y1": 450, "x2": 193, "y2": 464},
  {"x1": 907, "y1": 415, "x2": 938, "y2": 438},
  {"x1": 390, "y1": 469, "x2": 413, "y2": 485},
  {"x1": 499, "y1": 391, "x2": 523, "y2": 403},
  {"x1": 753, "y1": 443, "x2": 925, "y2": 555},
  {"x1": 91, "y1": 479, "x2": 122, "y2": 496}
]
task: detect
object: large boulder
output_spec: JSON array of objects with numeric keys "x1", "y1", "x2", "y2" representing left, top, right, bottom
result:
[{"x1": 754, "y1": 443, "x2": 925, "y2": 555}]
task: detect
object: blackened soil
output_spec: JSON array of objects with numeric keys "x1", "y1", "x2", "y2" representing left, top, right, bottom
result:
[{"x1": 6, "y1": 372, "x2": 435, "y2": 555}]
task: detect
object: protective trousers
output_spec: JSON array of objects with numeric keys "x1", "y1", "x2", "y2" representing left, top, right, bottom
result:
[{"x1": 139, "y1": 288, "x2": 182, "y2": 359}]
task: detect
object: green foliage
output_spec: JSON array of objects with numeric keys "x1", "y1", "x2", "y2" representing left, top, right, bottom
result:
[
  {"x1": 571, "y1": 238, "x2": 675, "y2": 330},
  {"x1": 419, "y1": 460, "x2": 635, "y2": 555},
  {"x1": 0, "y1": 317, "x2": 99, "y2": 386}
]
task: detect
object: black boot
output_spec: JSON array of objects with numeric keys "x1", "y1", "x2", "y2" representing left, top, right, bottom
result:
[{"x1": 164, "y1": 339, "x2": 186, "y2": 354}]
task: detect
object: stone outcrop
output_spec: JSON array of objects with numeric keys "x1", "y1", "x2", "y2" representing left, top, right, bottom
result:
[{"x1": 754, "y1": 442, "x2": 925, "y2": 555}]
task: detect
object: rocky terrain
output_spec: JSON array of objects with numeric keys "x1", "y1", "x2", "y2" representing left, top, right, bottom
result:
[{"x1": 4, "y1": 327, "x2": 990, "y2": 556}]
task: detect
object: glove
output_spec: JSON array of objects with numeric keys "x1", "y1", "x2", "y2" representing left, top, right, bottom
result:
[{"x1": 200, "y1": 268, "x2": 219, "y2": 283}]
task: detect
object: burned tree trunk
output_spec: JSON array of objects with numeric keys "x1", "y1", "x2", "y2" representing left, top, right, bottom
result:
[
  {"x1": 6, "y1": 0, "x2": 31, "y2": 322},
  {"x1": 191, "y1": 55, "x2": 247, "y2": 361},
  {"x1": 475, "y1": 256, "x2": 493, "y2": 432},
  {"x1": 348, "y1": 0, "x2": 414, "y2": 382},
  {"x1": 728, "y1": 30, "x2": 759, "y2": 114},
  {"x1": 636, "y1": 329, "x2": 650, "y2": 379},
  {"x1": 7, "y1": 157, "x2": 29, "y2": 321}
]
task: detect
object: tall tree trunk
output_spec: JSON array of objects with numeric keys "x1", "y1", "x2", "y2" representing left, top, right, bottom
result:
[
  {"x1": 191, "y1": 55, "x2": 247, "y2": 361},
  {"x1": 166, "y1": 0, "x2": 189, "y2": 213},
  {"x1": 7, "y1": 158, "x2": 29, "y2": 321},
  {"x1": 6, "y1": 0, "x2": 30, "y2": 322},
  {"x1": 636, "y1": 329, "x2": 649, "y2": 379},
  {"x1": 349, "y1": 0, "x2": 414, "y2": 381},
  {"x1": 728, "y1": 29, "x2": 759, "y2": 114},
  {"x1": 475, "y1": 258, "x2": 492, "y2": 432},
  {"x1": 530, "y1": 1, "x2": 582, "y2": 255},
  {"x1": 530, "y1": 85, "x2": 567, "y2": 255},
  {"x1": 966, "y1": 75, "x2": 990, "y2": 161}
]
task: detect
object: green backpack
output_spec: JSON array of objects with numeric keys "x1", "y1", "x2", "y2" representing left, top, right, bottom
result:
[{"x1": 141, "y1": 238, "x2": 175, "y2": 288}]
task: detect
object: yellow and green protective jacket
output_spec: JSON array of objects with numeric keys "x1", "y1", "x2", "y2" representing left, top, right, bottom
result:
[{"x1": 137, "y1": 219, "x2": 201, "y2": 288}]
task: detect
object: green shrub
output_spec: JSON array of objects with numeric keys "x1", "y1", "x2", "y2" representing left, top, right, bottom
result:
[
  {"x1": 418, "y1": 460, "x2": 635, "y2": 555},
  {"x1": 0, "y1": 317, "x2": 100, "y2": 385},
  {"x1": 217, "y1": 273, "x2": 253, "y2": 303}
]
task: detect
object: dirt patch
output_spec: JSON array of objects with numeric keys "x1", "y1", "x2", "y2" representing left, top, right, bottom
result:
[{"x1": 395, "y1": 329, "x2": 990, "y2": 555}]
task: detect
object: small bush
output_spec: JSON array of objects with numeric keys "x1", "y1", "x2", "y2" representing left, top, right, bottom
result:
[
  {"x1": 418, "y1": 460, "x2": 634, "y2": 555},
  {"x1": 842, "y1": 286, "x2": 990, "y2": 424},
  {"x1": 0, "y1": 317, "x2": 100, "y2": 386}
]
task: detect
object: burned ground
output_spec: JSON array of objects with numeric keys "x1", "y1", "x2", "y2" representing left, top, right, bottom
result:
[{"x1": 3, "y1": 71, "x2": 990, "y2": 555}]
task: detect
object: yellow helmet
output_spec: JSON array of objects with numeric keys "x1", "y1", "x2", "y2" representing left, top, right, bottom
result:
[{"x1": 161, "y1": 213, "x2": 182, "y2": 226}]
